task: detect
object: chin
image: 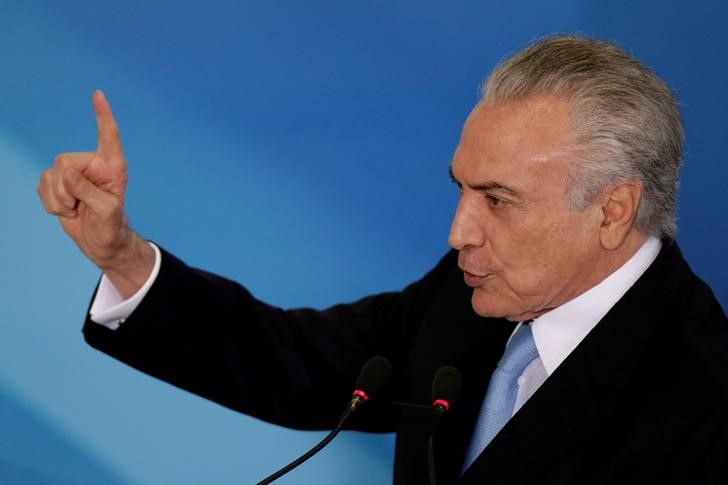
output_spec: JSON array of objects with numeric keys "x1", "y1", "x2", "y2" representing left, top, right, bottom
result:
[
  {"x1": 471, "y1": 291, "x2": 509, "y2": 319},
  {"x1": 470, "y1": 289, "x2": 530, "y2": 322}
]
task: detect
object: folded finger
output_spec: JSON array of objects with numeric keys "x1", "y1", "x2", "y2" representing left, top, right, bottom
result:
[
  {"x1": 37, "y1": 169, "x2": 77, "y2": 217},
  {"x1": 53, "y1": 167, "x2": 80, "y2": 211}
]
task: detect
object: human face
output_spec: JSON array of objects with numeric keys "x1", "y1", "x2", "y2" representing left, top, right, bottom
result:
[{"x1": 448, "y1": 96, "x2": 605, "y2": 321}]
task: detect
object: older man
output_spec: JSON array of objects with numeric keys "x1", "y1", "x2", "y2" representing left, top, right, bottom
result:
[{"x1": 38, "y1": 35, "x2": 727, "y2": 483}]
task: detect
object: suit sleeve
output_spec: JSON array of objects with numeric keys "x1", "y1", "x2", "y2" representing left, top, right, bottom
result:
[{"x1": 82, "y1": 247, "x2": 459, "y2": 432}]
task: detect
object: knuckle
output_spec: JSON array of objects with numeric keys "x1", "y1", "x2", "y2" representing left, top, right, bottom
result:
[
  {"x1": 42, "y1": 198, "x2": 58, "y2": 215},
  {"x1": 53, "y1": 170, "x2": 67, "y2": 192},
  {"x1": 38, "y1": 179, "x2": 53, "y2": 200},
  {"x1": 42, "y1": 168, "x2": 55, "y2": 183},
  {"x1": 38, "y1": 171, "x2": 49, "y2": 188}
]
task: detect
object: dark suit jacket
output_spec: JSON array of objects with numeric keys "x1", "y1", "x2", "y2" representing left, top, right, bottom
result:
[{"x1": 83, "y1": 240, "x2": 728, "y2": 484}]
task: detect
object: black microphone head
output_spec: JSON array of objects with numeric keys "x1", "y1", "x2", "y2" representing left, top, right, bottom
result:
[
  {"x1": 353, "y1": 356, "x2": 392, "y2": 400},
  {"x1": 431, "y1": 365, "x2": 462, "y2": 410}
]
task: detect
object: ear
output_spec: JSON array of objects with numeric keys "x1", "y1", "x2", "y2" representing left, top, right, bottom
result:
[{"x1": 598, "y1": 181, "x2": 642, "y2": 250}]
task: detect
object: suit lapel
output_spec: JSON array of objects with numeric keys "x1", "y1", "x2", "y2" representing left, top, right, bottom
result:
[{"x1": 460, "y1": 338, "x2": 603, "y2": 484}]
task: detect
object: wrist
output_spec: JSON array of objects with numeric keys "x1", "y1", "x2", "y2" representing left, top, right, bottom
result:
[{"x1": 99, "y1": 232, "x2": 156, "y2": 299}]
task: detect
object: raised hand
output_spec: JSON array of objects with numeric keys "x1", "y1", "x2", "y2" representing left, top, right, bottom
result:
[{"x1": 38, "y1": 91, "x2": 154, "y2": 298}]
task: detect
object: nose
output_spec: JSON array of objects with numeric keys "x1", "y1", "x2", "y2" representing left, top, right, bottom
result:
[{"x1": 448, "y1": 196, "x2": 484, "y2": 251}]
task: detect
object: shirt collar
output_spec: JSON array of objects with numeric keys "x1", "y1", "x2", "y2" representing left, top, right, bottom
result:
[{"x1": 529, "y1": 236, "x2": 662, "y2": 375}]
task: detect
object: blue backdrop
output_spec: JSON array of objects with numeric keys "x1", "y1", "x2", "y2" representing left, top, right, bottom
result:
[{"x1": 1, "y1": 1, "x2": 726, "y2": 483}]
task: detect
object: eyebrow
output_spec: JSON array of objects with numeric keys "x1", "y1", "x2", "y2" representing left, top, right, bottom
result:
[{"x1": 448, "y1": 165, "x2": 520, "y2": 196}]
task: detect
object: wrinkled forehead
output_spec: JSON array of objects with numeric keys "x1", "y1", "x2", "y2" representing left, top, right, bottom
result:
[
  {"x1": 451, "y1": 96, "x2": 581, "y2": 202},
  {"x1": 460, "y1": 96, "x2": 576, "y2": 167}
]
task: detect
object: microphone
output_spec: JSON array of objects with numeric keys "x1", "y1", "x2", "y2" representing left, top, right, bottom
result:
[
  {"x1": 351, "y1": 355, "x2": 393, "y2": 411},
  {"x1": 256, "y1": 356, "x2": 392, "y2": 485},
  {"x1": 428, "y1": 365, "x2": 462, "y2": 485},
  {"x1": 431, "y1": 365, "x2": 462, "y2": 422}
]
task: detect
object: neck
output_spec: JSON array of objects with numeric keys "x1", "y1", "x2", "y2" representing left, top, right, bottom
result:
[
  {"x1": 599, "y1": 230, "x2": 650, "y2": 276},
  {"x1": 577, "y1": 229, "x2": 650, "y2": 297}
]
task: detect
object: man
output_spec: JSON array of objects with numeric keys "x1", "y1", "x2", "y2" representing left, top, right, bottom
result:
[{"x1": 38, "y1": 35, "x2": 727, "y2": 483}]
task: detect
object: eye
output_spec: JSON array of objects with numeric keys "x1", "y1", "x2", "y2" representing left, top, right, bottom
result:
[{"x1": 486, "y1": 194, "x2": 507, "y2": 208}]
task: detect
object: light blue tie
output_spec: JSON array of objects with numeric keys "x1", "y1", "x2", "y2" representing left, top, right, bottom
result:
[{"x1": 462, "y1": 323, "x2": 539, "y2": 471}]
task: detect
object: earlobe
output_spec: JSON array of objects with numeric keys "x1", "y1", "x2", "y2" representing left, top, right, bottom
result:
[{"x1": 599, "y1": 182, "x2": 641, "y2": 250}]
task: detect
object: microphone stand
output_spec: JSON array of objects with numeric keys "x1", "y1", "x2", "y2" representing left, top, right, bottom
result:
[
  {"x1": 427, "y1": 365, "x2": 462, "y2": 485},
  {"x1": 255, "y1": 360, "x2": 460, "y2": 485},
  {"x1": 427, "y1": 433, "x2": 437, "y2": 485},
  {"x1": 256, "y1": 355, "x2": 392, "y2": 484},
  {"x1": 255, "y1": 395, "x2": 364, "y2": 485},
  {"x1": 427, "y1": 404, "x2": 447, "y2": 485}
]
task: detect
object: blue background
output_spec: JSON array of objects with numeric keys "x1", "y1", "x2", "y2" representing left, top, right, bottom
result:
[{"x1": 1, "y1": 1, "x2": 726, "y2": 483}]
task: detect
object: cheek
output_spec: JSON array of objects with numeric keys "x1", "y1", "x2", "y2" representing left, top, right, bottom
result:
[
  {"x1": 530, "y1": 212, "x2": 600, "y2": 276},
  {"x1": 499, "y1": 214, "x2": 590, "y2": 289},
  {"x1": 496, "y1": 222, "x2": 549, "y2": 272}
]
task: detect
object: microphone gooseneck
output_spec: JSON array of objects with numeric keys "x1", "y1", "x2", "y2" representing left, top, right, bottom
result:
[
  {"x1": 256, "y1": 356, "x2": 392, "y2": 485},
  {"x1": 428, "y1": 365, "x2": 462, "y2": 485}
]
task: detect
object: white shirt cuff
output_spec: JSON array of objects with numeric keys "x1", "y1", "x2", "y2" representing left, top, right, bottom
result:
[{"x1": 88, "y1": 242, "x2": 162, "y2": 330}]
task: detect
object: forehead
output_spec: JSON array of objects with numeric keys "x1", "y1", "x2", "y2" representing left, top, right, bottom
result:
[{"x1": 451, "y1": 96, "x2": 575, "y2": 189}]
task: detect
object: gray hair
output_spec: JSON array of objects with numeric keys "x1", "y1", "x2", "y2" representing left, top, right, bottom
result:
[{"x1": 481, "y1": 34, "x2": 683, "y2": 238}]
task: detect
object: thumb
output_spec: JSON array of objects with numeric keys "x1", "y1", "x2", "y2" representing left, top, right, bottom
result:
[{"x1": 63, "y1": 168, "x2": 117, "y2": 214}]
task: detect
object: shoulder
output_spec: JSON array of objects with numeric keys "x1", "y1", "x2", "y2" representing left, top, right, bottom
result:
[{"x1": 649, "y1": 241, "x2": 728, "y2": 397}]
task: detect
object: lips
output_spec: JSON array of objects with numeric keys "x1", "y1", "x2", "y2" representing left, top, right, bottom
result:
[{"x1": 462, "y1": 269, "x2": 489, "y2": 287}]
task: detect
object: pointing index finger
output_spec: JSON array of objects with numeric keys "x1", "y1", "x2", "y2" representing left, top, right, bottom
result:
[{"x1": 93, "y1": 90, "x2": 124, "y2": 161}]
